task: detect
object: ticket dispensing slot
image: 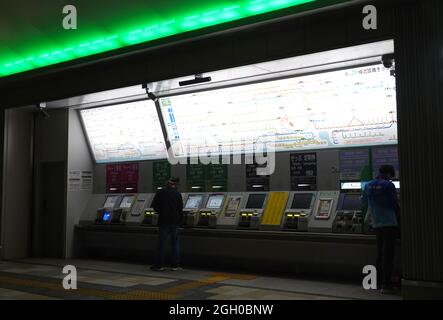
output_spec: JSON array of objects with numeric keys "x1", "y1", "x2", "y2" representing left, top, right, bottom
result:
[
  {"x1": 183, "y1": 194, "x2": 205, "y2": 227},
  {"x1": 333, "y1": 182, "x2": 364, "y2": 234},
  {"x1": 238, "y1": 193, "x2": 267, "y2": 229},
  {"x1": 283, "y1": 192, "x2": 317, "y2": 231},
  {"x1": 197, "y1": 194, "x2": 226, "y2": 228},
  {"x1": 96, "y1": 195, "x2": 121, "y2": 224}
]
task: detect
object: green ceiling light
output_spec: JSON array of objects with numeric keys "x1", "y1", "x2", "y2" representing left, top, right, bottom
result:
[{"x1": 0, "y1": 0, "x2": 316, "y2": 78}]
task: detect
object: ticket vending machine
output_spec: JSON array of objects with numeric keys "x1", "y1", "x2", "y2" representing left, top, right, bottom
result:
[
  {"x1": 111, "y1": 195, "x2": 137, "y2": 224},
  {"x1": 122, "y1": 193, "x2": 151, "y2": 225},
  {"x1": 182, "y1": 194, "x2": 206, "y2": 227},
  {"x1": 332, "y1": 183, "x2": 364, "y2": 234},
  {"x1": 307, "y1": 190, "x2": 340, "y2": 233},
  {"x1": 96, "y1": 195, "x2": 121, "y2": 224},
  {"x1": 238, "y1": 192, "x2": 269, "y2": 229},
  {"x1": 197, "y1": 193, "x2": 226, "y2": 228},
  {"x1": 282, "y1": 192, "x2": 318, "y2": 231},
  {"x1": 216, "y1": 193, "x2": 244, "y2": 229}
]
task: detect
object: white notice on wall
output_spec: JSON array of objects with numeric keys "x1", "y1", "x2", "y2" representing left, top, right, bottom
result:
[
  {"x1": 68, "y1": 170, "x2": 81, "y2": 191},
  {"x1": 81, "y1": 171, "x2": 93, "y2": 190}
]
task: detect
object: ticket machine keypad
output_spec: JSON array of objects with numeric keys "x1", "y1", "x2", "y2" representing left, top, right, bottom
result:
[
  {"x1": 283, "y1": 213, "x2": 308, "y2": 231},
  {"x1": 182, "y1": 211, "x2": 197, "y2": 227},
  {"x1": 197, "y1": 211, "x2": 217, "y2": 228},
  {"x1": 333, "y1": 211, "x2": 363, "y2": 233},
  {"x1": 142, "y1": 210, "x2": 158, "y2": 226},
  {"x1": 238, "y1": 212, "x2": 260, "y2": 229}
]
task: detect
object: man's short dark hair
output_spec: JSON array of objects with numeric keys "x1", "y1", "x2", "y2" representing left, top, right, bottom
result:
[{"x1": 379, "y1": 165, "x2": 395, "y2": 178}]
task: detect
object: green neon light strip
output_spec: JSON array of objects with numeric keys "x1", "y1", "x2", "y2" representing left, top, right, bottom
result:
[{"x1": 0, "y1": 0, "x2": 315, "y2": 78}]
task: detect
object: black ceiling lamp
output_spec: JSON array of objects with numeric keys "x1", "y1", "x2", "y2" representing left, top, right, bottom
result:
[{"x1": 179, "y1": 74, "x2": 212, "y2": 87}]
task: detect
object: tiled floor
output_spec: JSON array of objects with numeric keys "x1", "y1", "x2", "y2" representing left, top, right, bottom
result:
[{"x1": 0, "y1": 258, "x2": 401, "y2": 300}]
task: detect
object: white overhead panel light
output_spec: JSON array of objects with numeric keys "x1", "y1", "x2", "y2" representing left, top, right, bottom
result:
[{"x1": 80, "y1": 100, "x2": 167, "y2": 163}]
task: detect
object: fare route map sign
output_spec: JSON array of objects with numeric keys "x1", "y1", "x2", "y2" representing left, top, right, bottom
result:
[{"x1": 160, "y1": 65, "x2": 397, "y2": 158}]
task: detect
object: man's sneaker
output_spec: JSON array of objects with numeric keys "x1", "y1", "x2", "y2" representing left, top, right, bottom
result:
[{"x1": 150, "y1": 265, "x2": 165, "y2": 272}]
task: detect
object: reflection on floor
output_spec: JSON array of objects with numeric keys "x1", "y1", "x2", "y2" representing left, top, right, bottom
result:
[{"x1": 0, "y1": 258, "x2": 401, "y2": 300}]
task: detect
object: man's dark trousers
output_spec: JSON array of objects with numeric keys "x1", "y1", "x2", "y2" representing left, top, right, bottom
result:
[
  {"x1": 375, "y1": 226, "x2": 397, "y2": 288},
  {"x1": 156, "y1": 225, "x2": 180, "y2": 267}
]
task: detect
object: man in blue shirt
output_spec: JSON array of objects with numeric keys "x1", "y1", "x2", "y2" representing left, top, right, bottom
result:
[{"x1": 362, "y1": 165, "x2": 400, "y2": 294}]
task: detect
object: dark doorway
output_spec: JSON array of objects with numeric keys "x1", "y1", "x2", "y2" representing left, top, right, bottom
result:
[{"x1": 33, "y1": 161, "x2": 65, "y2": 258}]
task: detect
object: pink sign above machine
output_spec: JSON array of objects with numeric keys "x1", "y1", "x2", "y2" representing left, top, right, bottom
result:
[{"x1": 106, "y1": 163, "x2": 139, "y2": 193}]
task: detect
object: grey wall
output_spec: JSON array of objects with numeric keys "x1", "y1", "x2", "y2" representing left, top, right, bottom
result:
[
  {"x1": 394, "y1": 0, "x2": 443, "y2": 299},
  {"x1": 1, "y1": 108, "x2": 33, "y2": 259},
  {"x1": 66, "y1": 110, "x2": 94, "y2": 258}
]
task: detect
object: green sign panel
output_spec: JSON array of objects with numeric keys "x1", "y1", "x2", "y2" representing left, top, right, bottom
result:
[
  {"x1": 206, "y1": 164, "x2": 228, "y2": 191},
  {"x1": 152, "y1": 160, "x2": 171, "y2": 190},
  {"x1": 186, "y1": 163, "x2": 207, "y2": 192},
  {"x1": 186, "y1": 163, "x2": 228, "y2": 192}
]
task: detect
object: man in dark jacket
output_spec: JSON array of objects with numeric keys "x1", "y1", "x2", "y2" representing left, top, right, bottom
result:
[{"x1": 150, "y1": 177, "x2": 183, "y2": 271}]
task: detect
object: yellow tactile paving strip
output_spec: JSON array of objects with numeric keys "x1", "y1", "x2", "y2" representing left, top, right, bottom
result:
[
  {"x1": 161, "y1": 275, "x2": 230, "y2": 296},
  {"x1": 0, "y1": 271, "x2": 257, "y2": 300},
  {"x1": 0, "y1": 274, "x2": 178, "y2": 300},
  {"x1": 210, "y1": 273, "x2": 257, "y2": 280},
  {"x1": 0, "y1": 275, "x2": 119, "y2": 299}
]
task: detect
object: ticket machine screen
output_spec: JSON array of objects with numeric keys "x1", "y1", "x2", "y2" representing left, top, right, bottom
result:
[
  {"x1": 291, "y1": 194, "x2": 313, "y2": 210},
  {"x1": 185, "y1": 195, "x2": 203, "y2": 209},
  {"x1": 120, "y1": 196, "x2": 135, "y2": 209},
  {"x1": 245, "y1": 194, "x2": 266, "y2": 209},
  {"x1": 102, "y1": 211, "x2": 111, "y2": 222},
  {"x1": 103, "y1": 196, "x2": 119, "y2": 209},
  {"x1": 341, "y1": 194, "x2": 362, "y2": 210},
  {"x1": 206, "y1": 195, "x2": 224, "y2": 209}
]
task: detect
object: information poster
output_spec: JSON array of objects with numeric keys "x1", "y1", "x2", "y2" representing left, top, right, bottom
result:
[
  {"x1": 290, "y1": 152, "x2": 317, "y2": 190},
  {"x1": 315, "y1": 199, "x2": 333, "y2": 219},
  {"x1": 372, "y1": 146, "x2": 399, "y2": 178},
  {"x1": 152, "y1": 161, "x2": 171, "y2": 190},
  {"x1": 246, "y1": 163, "x2": 270, "y2": 191},
  {"x1": 68, "y1": 170, "x2": 93, "y2": 191},
  {"x1": 106, "y1": 163, "x2": 139, "y2": 193},
  {"x1": 68, "y1": 170, "x2": 81, "y2": 191},
  {"x1": 223, "y1": 196, "x2": 242, "y2": 218},
  {"x1": 81, "y1": 171, "x2": 93, "y2": 190},
  {"x1": 339, "y1": 149, "x2": 370, "y2": 181}
]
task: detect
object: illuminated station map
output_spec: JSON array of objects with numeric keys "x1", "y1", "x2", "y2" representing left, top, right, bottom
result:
[
  {"x1": 80, "y1": 100, "x2": 167, "y2": 162},
  {"x1": 160, "y1": 65, "x2": 397, "y2": 158}
]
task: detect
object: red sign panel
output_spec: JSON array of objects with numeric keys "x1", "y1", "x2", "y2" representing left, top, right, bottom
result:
[{"x1": 106, "y1": 163, "x2": 139, "y2": 193}]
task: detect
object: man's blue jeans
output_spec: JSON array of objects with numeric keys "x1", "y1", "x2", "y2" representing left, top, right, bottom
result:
[{"x1": 156, "y1": 225, "x2": 180, "y2": 267}]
